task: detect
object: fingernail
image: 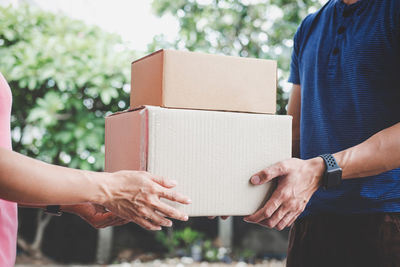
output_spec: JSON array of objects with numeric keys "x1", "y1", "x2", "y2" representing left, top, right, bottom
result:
[
  {"x1": 243, "y1": 218, "x2": 249, "y2": 222},
  {"x1": 170, "y1": 180, "x2": 178, "y2": 186},
  {"x1": 165, "y1": 221, "x2": 173, "y2": 227},
  {"x1": 183, "y1": 215, "x2": 189, "y2": 221},
  {"x1": 251, "y1": 175, "x2": 260, "y2": 185},
  {"x1": 186, "y1": 198, "x2": 192, "y2": 204}
]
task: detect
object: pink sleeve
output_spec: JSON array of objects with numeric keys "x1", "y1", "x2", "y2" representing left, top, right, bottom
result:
[{"x1": 0, "y1": 72, "x2": 18, "y2": 267}]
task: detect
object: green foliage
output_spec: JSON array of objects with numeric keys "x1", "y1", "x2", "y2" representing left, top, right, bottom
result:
[
  {"x1": 156, "y1": 227, "x2": 233, "y2": 262},
  {"x1": 0, "y1": 5, "x2": 135, "y2": 170},
  {"x1": 237, "y1": 248, "x2": 256, "y2": 261},
  {"x1": 156, "y1": 227, "x2": 204, "y2": 255},
  {"x1": 156, "y1": 229, "x2": 180, "y2": 255},
  {"x1": 176, "y1": 226, "x2": 204, "y2": 247},
  {"x1": 150, "y1": 0, "x2": 322, "y2": 114},
  {"x1": 202, "y1": 240, "x2": 219, "y2": 261}
]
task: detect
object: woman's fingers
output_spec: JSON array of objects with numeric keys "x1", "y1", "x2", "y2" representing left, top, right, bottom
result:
[
  {"x1": 104, "y1": 217, "x2": 129, "y2": 228},
  {"x1": 150, "y1": 199, "x2": 188, "y2": 221},
  {"x1": 97, "y1": 217, "x2": 125, "y2": 228},
  {"x1": 150, "y1": 175, "x2": 177, "y2": 189},
  {"x1": 143, "y1": 208, "x2": 173, "y2": 227},
  {"x1": 131, "y1": 216, "x2": 162, "y2": 231},
  {"x1": 95, "y1": 213, "x2": 128, "y2": 228},
  {"x1": 134, "y1": 200, "x2": 174, "y2": 227},
  {"x1": 157, "y1": 187, "x2": 191, "y2": 204}
]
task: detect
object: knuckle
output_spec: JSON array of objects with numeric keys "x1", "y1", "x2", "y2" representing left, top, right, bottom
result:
[
  {"x1": 264, "y1": 209, "x2": 271, "y2": 218},
  {"x1": 266, "y1": 220, "x2": 274, "y2": 228},
  {"x1": 159, "y1": 176, "x2": 167, "y2": 185},
  {"x1": 286, "y1": 200, "x2": 297, "y2": 210},
  {"x1": 149, "y1": 198, "x2": 159, "y2": 208},
  {"x1": 143, "y1": 193, "x2": 153, "y2": 202},
  {"x1": 294, "y1": 202, "x2": 303, "y2": 211},
  {"x1": 151, "y1": 217, "x2": 162, "y2": 224},
  {"x1": 277, "y1": 163, "x2": 286, "y2": 174},
  {"x1": 280, "y1": 190, "x2": 291, "y2": 200},
  {"x1": 137, "y1": 207, "x2": 147, "y2": 216},
  {"x1": 167, "y1": 191, "x2": 176, "y2": 200},
  {"x1": 260, "y1": 169, "x2": 268, "y2": 177},
  {"x1": 149, "y1": 184, "x2": 159, "y2": 194},
  {"x1": 278, "y1": 165, "x2": 285, "y2": 174},
  {"x1": 278, "y1": 209, "x2": 285, "y2": 219},
  {"x1": 168, "y1": 209, "x2": 179, "y2": 218},
  {"x1": 281, "y1": 160, "x2": 291, "y2": 170},
  {"x1": 169, "y1": 192, "x2": 178, "y2": 201}
]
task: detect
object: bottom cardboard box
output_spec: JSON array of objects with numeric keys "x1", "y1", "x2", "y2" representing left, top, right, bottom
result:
[{"x1": 105, "y1": 106, "x2": 291, "y2": 216}]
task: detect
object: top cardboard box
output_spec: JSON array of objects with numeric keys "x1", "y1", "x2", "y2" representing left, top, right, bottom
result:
[{"x1": 131, "y1": 49, "x2": 277, "y2": 114}]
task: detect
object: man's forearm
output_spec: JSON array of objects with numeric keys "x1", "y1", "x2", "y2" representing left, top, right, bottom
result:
[
  {"x1": 0, "y1": 148, "x2": 106, "y2": 205},
  {"x1": 334, "y1": 122, "x2": 400, "y2": 179}
]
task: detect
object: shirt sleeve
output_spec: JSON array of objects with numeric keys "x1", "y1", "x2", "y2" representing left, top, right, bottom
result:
[{"x1": 288, "y1": 28, "x2": 301, "y2": 85}]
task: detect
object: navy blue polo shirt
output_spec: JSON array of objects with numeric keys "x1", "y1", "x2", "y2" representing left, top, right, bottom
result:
[{"x1": 289, "y1": 0, "x2": 400, "y2": 216}]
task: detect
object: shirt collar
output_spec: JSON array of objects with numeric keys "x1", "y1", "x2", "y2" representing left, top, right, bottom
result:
[{"x1": 335, "y1": 0, "x2": 369, "y2": 16}]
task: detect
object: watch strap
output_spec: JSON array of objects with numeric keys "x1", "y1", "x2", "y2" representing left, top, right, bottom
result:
[
  {"x1": 319, "y1": 154, "x2": 339, "y2": 171},
  {"x1": 44, "y1": 205, "x2": 63, "y2": 216},
  {"x1": 319, "y1": 154, "x2": 342, "y2": 190}
]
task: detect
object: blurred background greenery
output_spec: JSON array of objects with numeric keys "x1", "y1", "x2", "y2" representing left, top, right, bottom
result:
[{"x1": 0, "y1": 0, "x2": 322, "y2": 264}]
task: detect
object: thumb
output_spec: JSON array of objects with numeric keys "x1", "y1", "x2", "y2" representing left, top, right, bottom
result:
[{"x1": 250, "y1": 162, "x2": 288, "y2": 185}]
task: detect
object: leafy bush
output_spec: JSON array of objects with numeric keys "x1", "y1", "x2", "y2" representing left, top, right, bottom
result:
[
  {"x1": 0, "y1": 4, "x2": 135, "y2": 170},
  {"x1": 150, "y1": 0, "x2": 322, "y2": 114},
  {"x1": 156, "y1": 227, "x2": 204, "y2": 256},
  {"x1": 156, "y1": 227, "x2": 235, "y2": 262}
]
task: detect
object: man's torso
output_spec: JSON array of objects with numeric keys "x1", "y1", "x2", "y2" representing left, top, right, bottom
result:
[{"x1": 290, "y1": 0, "x2": 400, "y2": 215}]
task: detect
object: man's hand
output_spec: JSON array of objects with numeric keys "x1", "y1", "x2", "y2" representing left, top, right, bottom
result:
[
  {"x1": 244, "y1": 157, "x2": 325, "y2": 230},
  {"x1": 61, "y1": 204, "x2": 128, "y2": 229}
]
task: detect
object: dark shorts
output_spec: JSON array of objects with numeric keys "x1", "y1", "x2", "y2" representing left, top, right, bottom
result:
[{"x1": 287, "y1": 213, "x2": 400, "y2": 267}]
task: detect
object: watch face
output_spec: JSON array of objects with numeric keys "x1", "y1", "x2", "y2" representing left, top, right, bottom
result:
[{"x1": 324, "y1": 168, "x2": 342, "y2": 189}]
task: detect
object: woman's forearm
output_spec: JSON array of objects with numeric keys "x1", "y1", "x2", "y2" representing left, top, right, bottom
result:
[
  {"x1": 0, "y1": 147, "x2": 105, "y2": 205},
  {"x1": 334, "y1": 122, "x2": 400, "y2": 179}
]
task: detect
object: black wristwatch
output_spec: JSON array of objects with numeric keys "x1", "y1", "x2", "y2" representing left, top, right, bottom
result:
[
  {"x1": 44, "y1": 205, "x2": 63, "y2": 216},
  {"x1": 319, "y1": 154, "x2": 342, "y2": 190}
]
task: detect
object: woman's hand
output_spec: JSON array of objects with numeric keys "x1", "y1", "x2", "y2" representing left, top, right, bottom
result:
[
  {"x1": 0, "y1": 148, "x2": 190, "y2": 230},
  {"x1": 99, "y1": 171, "x2": 191, "y2": 231},
  {"x1": 61, "y1": 203, "x2": 128, "y2": 229}
]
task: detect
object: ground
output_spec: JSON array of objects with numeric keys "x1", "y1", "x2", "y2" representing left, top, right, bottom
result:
[{"x1": 15, "y1": 257, "x2": 286, "y2": 267}]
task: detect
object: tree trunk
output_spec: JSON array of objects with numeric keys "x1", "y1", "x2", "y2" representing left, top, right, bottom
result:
[
  {"x1": 17, "y1": 210, "x2": 53, "y2": 259},
  {"x1": 96, "y1": 227, "x2": 114, "y2": 264},
  {"x1": 218, "y1": 217, "x2": 233, "y2": 250}
]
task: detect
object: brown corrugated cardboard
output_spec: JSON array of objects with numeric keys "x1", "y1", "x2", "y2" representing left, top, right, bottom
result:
[
  {"x1": 105, "y1": 106, "x2": 291, "y2": 216},
  {"x1": 131, "y1": 50, "x2": 277, "y2": 114}
]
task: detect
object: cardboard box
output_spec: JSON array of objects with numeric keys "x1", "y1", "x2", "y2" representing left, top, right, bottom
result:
[
  {"x1": 131, "y1": 50, "x2": 277, "y2": 114},
  {"x1": 105, "y1": 106, "x2": 291, "y2": 216}
]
